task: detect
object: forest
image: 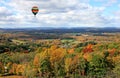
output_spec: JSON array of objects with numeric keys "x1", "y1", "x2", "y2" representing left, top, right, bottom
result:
[{"x1": 0, "y1": 28, "x2": 120, "y2": 78}]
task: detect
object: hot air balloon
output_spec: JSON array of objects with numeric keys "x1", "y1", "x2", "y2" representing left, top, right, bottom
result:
[{"x1": 31, "y1": 6, "x2": 39, "y2": 16}]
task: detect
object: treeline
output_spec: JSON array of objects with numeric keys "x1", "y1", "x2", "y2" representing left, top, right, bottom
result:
[
  {"x1": 22, "y1": 33, "x2": 74, "y2": 40},
  {"x1": 0, "y1": 43, "x2": 40, "y2": 53}
]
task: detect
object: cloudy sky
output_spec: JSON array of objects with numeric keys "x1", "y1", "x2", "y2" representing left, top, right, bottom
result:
[{"x1": 0, "y1": 0, "x2": 120, "y2": 28}]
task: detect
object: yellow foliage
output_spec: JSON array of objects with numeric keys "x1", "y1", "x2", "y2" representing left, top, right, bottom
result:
[
  {"x1": 108, "y1": 48, "x2": 116, "y2": 56},
  {"x1": 52, "y1": 39, "x2": 61, "y2": 45},
  {"x1": 83, "y1": 53, "x2": 92, "y2": 62},
  {"x1": 65, "y1": 55, "x2": 79, "y2": 73},
  {"x1": 49, "y1": 48, "x2": 66, "y2": 65},
  {"x1": 68, "y1": 48, "x2": 74, "y2": 54},
  {"x1": 87, "y1": 44, "x2": 93, "y2": 49},
  {"x1": 65, "y1": 58, "x2": 72, "y2": 72},
  {"x1": 16, "y1": 64, "x2": 25, "y2": 75},
  {"x1": 9, "y1": 63, "x2": 25, "y2": 75},
  {"x1": 9, "y1": 63, "x2": 17, "y2": 74},
  {"x1": 34, "y1": 50, "x2": 49, "y2": 67},
  {"x1": 33, "y1": 55, "x2": 39, "y2": 67},
  {"x1": 50, "y1": 45, "x2": 58, "y2": 50},
  {"x1": 7, "y1": 62, "x2": 12, "y2": 68},
  {"x1": 112, "y1": 56, "x2": 120, "y2": 65}
]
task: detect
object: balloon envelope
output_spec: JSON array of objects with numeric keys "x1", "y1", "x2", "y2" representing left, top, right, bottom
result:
[{"x1": 31, "y1": 6, "x2": 39, "y2": 16}]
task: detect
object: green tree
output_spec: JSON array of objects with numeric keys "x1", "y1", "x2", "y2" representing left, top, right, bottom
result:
[{"x1": 87, "y1": 54, "x2": 109, "y2": 76}]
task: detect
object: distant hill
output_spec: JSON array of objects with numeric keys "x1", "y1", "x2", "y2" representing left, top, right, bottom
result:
[{"x1": 0, "y1": 27, "x2": 120, "y2": 33}]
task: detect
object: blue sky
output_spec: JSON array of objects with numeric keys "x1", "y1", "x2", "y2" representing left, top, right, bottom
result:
[{"x1": 0, "y1": 0, "x2": 120, "y2": 28}]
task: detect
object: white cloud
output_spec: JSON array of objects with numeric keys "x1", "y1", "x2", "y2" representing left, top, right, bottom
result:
[
  {"x1": 0, "y1": 6, "x2": 12, "y2": 16},
  {"x1": 0, "y1": 0, "x2": 119, "y2": 28}
]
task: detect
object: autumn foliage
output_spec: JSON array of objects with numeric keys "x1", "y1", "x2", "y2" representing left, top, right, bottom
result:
[
  {"x1": 83, "y1": 44, "x2": 93, "y2": 53},
  {"x1": 0, "y1": 41, "x2": 120, "y2": 78}
]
